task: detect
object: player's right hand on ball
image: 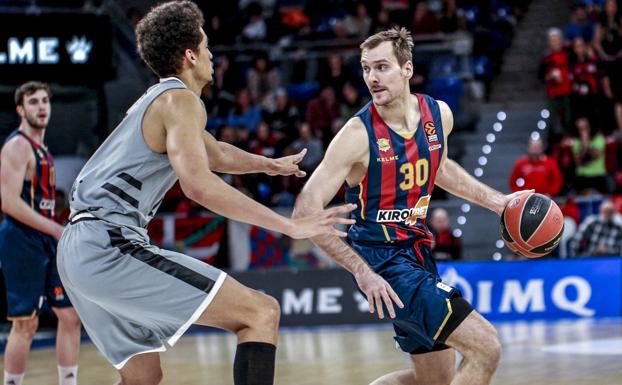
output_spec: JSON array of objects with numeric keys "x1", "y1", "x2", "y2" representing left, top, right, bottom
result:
[
  {"x1": 354, "y1": 268, "x2": 404, "y2": 319},
  {"x1": 288, "y1": 203, "x2": 356, "y2": 239}
]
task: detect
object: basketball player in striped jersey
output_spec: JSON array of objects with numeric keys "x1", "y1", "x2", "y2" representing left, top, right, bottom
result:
[
  {"x1": 57, "y1": 2, "x2": 355, "y2": 385},
  {"x1": 294, "y1": 28, "x2": 531, "y2": 385},
  {"x1": 0, "y1": 82, "x2": 81, "y2": 385}
]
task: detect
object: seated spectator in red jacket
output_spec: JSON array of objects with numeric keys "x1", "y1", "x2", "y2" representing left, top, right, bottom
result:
[
  {"x1": 411, "y1": 1, "x2": 440, "y2": 35},
  {"x1": 249, "y1": 121, "x2": 277, "y2": 158},
  {"x1": 429, "y1": 208, "x2": 462, "y2": 261},
  {"x1": 569, "y1": 37, "x2": 602, "y2": 123},
  {"x1": 509, "y1": 138, "x2": 564, "y2": 196},
  {"x1": 539, "y1": 28, "x2": 572, "y2": 133},
  {"x1": 305, "y1": 85, "x2": 340, "y2": 146}
]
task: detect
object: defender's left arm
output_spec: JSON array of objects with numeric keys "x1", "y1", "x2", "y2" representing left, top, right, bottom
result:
[
  {"x1": 434, "y1": 101, "x2": 531, "y2": 215},
  {"x1": 202, "y1": 131, "x2": 306, "y2": 176}
]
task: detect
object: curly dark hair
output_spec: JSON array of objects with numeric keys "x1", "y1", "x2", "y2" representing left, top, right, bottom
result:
[{"x1": 136, "y1": 1, "x2": 205, "y2": 77}]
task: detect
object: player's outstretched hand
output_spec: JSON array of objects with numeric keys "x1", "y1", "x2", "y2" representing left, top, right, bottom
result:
[
  {"x1": 496, "y1": 189, "x2": 535, "y2": 215},
  {"x1": 288, "y1": 203, "x2": 356, "y2": 239},
  {"x1": 354, "y1": 269, "x2": 404, "y2": 319},
  {"x1": 267, "y1": 148, "x2": 307, "y2": 177}
]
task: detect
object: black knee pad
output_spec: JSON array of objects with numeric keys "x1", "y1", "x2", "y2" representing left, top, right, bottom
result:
[{"x1": 436, "y1": 297, "x2": 474, "y2": 344}]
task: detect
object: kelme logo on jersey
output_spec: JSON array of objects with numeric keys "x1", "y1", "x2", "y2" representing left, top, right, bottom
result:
[
  {"x1": 424, "y1": 121, "x2": 438, "y2": 142},
  {"x1": 377, "y1": 138, "x2": 391, "y2": 152},
  {"x1": 39, "y1": 199, "x2": 55, "y2": 211},
  {"x1": 376, "y1": 195, "x2": 431, "y2": 224},
  {"x1": 377, "y1": 155, "x2": 399, "y2": 163}
]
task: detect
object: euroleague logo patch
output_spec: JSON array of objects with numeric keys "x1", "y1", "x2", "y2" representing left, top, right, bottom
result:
[
  {"x1": 54, "y1": 286, "x2": 65, "y2": 301},
  {"x1": 424, "y1": 121, "x2": 438, "y2": 142}
]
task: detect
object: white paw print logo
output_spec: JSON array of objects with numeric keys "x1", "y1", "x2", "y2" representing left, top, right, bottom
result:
[{"x1": 66, "y1": 36, "x2": 92, "y2": 64}]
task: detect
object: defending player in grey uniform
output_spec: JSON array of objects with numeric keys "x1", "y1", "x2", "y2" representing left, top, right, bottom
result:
[{"x1": 57, "y1": 2, "x2": 355, "y2": 384}]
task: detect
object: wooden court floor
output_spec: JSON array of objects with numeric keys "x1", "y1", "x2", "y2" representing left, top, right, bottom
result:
[{"x1": 2, "y1": 318, "x2": 621, "y2": 385}]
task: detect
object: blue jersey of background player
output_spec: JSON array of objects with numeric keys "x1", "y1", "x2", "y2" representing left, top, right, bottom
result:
[
  {"x1": 294, "y1": 28, "x2": 531, "y2": 385},
  {"x1": 0, "y1": 82, "x2": 81, "y2": 385}
]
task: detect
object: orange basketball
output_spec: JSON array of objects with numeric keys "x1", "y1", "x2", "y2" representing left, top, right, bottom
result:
[{"x1": 500, "y1": 193, "x2": 564, "y2": 258}]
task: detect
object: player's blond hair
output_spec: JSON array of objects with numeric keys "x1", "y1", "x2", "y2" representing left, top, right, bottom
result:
[{"x1": 360, "y1": 27, "x2": 414, "y2": 67}]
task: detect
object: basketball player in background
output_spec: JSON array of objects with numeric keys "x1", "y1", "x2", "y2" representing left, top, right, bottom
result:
[
  {"x1": 294, "y1": 27, "x2": 532, "y2": 385},
  {"x1": 0, "y1": 82, "x2": 81, "y2": 385},
  {"x1": 56, "y1": 2, "x2": 360, "y2": 384}
]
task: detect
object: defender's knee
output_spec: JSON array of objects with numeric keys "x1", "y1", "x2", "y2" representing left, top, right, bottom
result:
[
  {"x1": 122, "y1": 369, "x2": 163, "y2": 385},
  {"x1": 151, "y1": 369, "x2": 163, "y2": 385},
  {"x1": 12, "y1": 318, "x2": 38, "y2": 340},
  {"x1": 250, "y1": 292, "x2": 281, "y2": 332}
]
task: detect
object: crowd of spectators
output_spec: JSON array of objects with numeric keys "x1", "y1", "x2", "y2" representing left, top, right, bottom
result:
[
  {"x1": 537, "y1": 0, "x2": 622, "y2": 197},
  {"x1": 155, "y1": 0, "x2": 527, "y2": 213},
  {"x1": 505, "y1": 0, "x2": 622, "y2": 259},
  {"x1": 0, "y1": 0, "x2": 529, "y2": 263}
]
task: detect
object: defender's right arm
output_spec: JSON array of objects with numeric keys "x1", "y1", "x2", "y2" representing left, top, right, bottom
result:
[
  {"x1": 163, "y1": 89, "x2": 354, "y2": 239},
  {"x1": 293, "y1": 118, "x2": 403, "y2": 319},
  {"x1": 0, "y1": 137, "x2": 64, "y2": 239}
]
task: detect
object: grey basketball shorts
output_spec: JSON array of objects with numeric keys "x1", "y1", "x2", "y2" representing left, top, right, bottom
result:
[{"x1": 57, "y1": 216, "x2": 227, "y2": 369}]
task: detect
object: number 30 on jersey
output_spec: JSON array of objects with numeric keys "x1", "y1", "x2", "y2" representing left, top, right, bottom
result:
[{"x1": 399, "y1": 159, "x2": 429, "y2": 190}]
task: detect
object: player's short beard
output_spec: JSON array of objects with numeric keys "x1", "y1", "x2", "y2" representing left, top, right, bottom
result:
[{"x1": 25, "y1": 113, "x2": 47, "y2": 130}]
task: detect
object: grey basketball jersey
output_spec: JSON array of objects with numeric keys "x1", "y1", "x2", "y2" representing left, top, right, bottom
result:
[{"x1": 70, "y1": 78, "x2": 187, "y2": 228}]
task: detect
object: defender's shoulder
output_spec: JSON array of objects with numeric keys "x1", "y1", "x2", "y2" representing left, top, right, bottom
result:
[
  {"x1": 155, "y1": 87, "x2": 201, "y2": 108},
  {"x1": 151, "y1": 88, "x2": 206, "y2": 122}
]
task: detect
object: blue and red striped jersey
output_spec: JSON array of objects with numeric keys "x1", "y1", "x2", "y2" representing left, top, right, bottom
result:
[
  {"x1": 345, "y1": 94, "x2": 445, "y2": 245},
  {"x1": 3, "y1": 129, "x2": 56, "y2": 219}
]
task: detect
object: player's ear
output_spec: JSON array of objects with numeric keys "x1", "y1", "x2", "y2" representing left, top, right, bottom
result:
[
  {"x1": 185, "y1": 48, "x2": 197, "y2": 65},
  {"x1": 16, "y1": 105, "x2": 24, "y2": 118},
  {"x1": 402, "y1": 61, "x2": 413, "y2": 79}
]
